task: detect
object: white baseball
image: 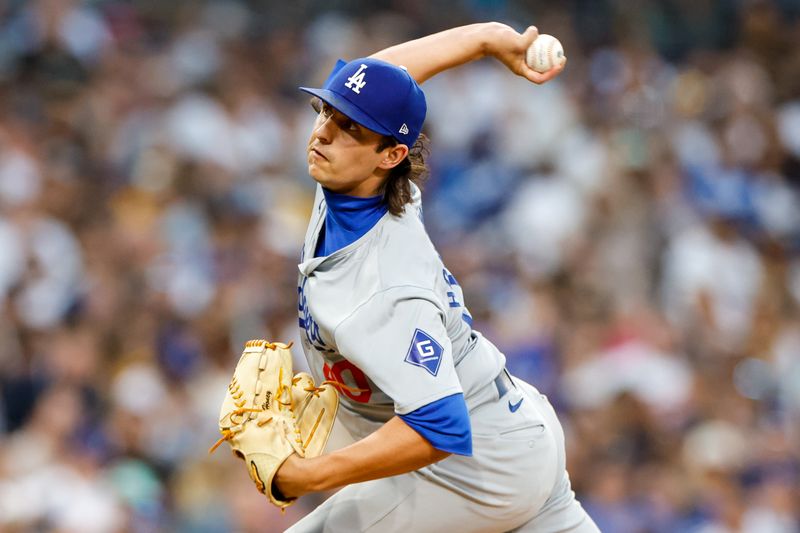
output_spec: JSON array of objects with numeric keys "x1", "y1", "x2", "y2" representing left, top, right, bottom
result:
[{"x1": 525, "y1": 34, "x2": 565, "y2": 73}]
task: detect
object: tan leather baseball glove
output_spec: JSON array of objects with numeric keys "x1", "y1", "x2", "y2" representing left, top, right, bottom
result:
[{"x1": 209, "y1": 340, "x2": 339, "y2": 509}]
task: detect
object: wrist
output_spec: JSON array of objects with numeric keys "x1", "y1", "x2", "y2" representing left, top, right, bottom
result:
[
  {"x1": 480, "y1": 22, "x2": 514, "y2": 58},
  {"x1": 275, "y1": 453, "x2": 313, "y2": 498}
]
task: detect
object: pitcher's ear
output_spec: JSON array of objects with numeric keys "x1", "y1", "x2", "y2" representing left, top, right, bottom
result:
[{"x1": 378, "y1": 144, "x2": 409, "y2": 170}]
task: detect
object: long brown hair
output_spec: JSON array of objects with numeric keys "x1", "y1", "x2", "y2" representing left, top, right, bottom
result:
[{"x1": 376, "y1": 133, "x2": 430, "y2": 216}]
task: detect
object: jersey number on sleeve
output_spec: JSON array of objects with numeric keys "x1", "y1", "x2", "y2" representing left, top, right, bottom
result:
[{"x1": 323, "y1": 360, "x2": 372, "y2": 403}]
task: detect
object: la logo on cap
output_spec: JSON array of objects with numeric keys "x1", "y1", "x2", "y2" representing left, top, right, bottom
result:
[{"x1": 345, "y1": 64, "x2": 368, "y2": 94}]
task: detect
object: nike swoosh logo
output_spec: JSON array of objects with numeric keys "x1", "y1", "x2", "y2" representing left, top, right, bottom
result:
[{"x1": 508, "y1": 398, "x2": 524, "y2": 413}]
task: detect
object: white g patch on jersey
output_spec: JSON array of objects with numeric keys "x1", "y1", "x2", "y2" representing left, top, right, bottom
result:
[{"x1": 406, "y1": 329, "x2": 443, "y2": 376}]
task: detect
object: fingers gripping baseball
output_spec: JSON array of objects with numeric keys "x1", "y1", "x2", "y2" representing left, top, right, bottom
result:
[
  {"x1": 491, "y1": 24, "x2": 566, "y2": 85},
  {"x1": 521, "y1": 25, "x2": 540, "y2": 49}
]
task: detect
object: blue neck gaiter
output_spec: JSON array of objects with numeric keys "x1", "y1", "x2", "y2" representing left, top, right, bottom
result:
[{"x1": 314, "y1": 188, "x2": 388, "y2": 257}]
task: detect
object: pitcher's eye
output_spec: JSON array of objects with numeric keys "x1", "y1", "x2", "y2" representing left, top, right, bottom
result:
[
  {"x1": 320, "y1": 102, "x2": 334, "y2": 118},
  {"x1": 341, "y1": 118, "x2": 358, "y2": 131}
]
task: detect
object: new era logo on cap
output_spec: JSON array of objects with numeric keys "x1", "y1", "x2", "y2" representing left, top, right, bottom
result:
[
  {"x1": 404, "y1": 329, "x2": 443, "y2": 376},
  {"x1": 399, "y1": 124, "x2": 409, "y2": 135}
]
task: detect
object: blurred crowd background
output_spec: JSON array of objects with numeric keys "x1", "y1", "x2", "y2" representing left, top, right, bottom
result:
[{"x1": 0, "y1": 0, "x2": 799, "y2": 531}]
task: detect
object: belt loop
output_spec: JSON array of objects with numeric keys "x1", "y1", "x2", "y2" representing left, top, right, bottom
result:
[{"x1": 494, "y1": 368, "x2": 514, "y2": 399}]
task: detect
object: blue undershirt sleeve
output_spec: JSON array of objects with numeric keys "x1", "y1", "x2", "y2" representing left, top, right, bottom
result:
[{"x1": 398, "y1": 393, "x2": 472, "y2": 456}]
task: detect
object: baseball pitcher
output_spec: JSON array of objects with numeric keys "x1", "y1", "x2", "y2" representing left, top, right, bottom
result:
[{"x1": 216, "y1": 22, "x2": 600, "y2": 533}]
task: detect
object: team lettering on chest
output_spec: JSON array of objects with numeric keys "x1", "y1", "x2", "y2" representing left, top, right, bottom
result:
[
  {"x1": 298, "y1": 275, "x2": 374, "y2": 403},
  {"x1": 297, "y1": 276, "x2": 335, "y2": 354}
]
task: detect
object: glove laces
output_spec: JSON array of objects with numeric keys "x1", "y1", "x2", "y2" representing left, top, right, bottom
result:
[{"x1": 209, "y1": 366, "x2": 301, "y2": 454}]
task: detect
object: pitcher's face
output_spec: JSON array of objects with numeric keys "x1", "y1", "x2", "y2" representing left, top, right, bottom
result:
[{"x1": 306, "y1": 100, "x2": 406, "y2": 197}]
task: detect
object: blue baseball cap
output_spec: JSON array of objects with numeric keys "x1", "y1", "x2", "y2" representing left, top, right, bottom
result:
[{"x1": 300, "y1": 57, "x2": 426, "y2": 146}]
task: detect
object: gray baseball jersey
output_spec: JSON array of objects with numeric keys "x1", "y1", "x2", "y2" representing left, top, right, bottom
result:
[
  {"x1": 292, "y1": 184, "x2": 599, "y2": 532},
  {"x1": 297, "y1": 183, "x2": 504, "y2": 428}
]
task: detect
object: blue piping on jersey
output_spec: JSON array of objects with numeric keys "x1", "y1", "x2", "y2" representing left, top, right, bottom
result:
[
  {"x1": 314, "y1": 188, "x2": 388, "y2": 257},
  {"x1": 399, "y1": 393, "x2": 472, "y2": 456}
]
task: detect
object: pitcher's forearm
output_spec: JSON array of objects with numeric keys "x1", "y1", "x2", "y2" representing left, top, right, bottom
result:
[
  {"x1": 371, "y1": 22, "x2": 563, "y2": 85},
  {"x1": 275, "y1": 416, "x2": 450, "y2": 496},
  {"x1": 370, "y1": 22, "x2": 507, "y2": 84}
]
